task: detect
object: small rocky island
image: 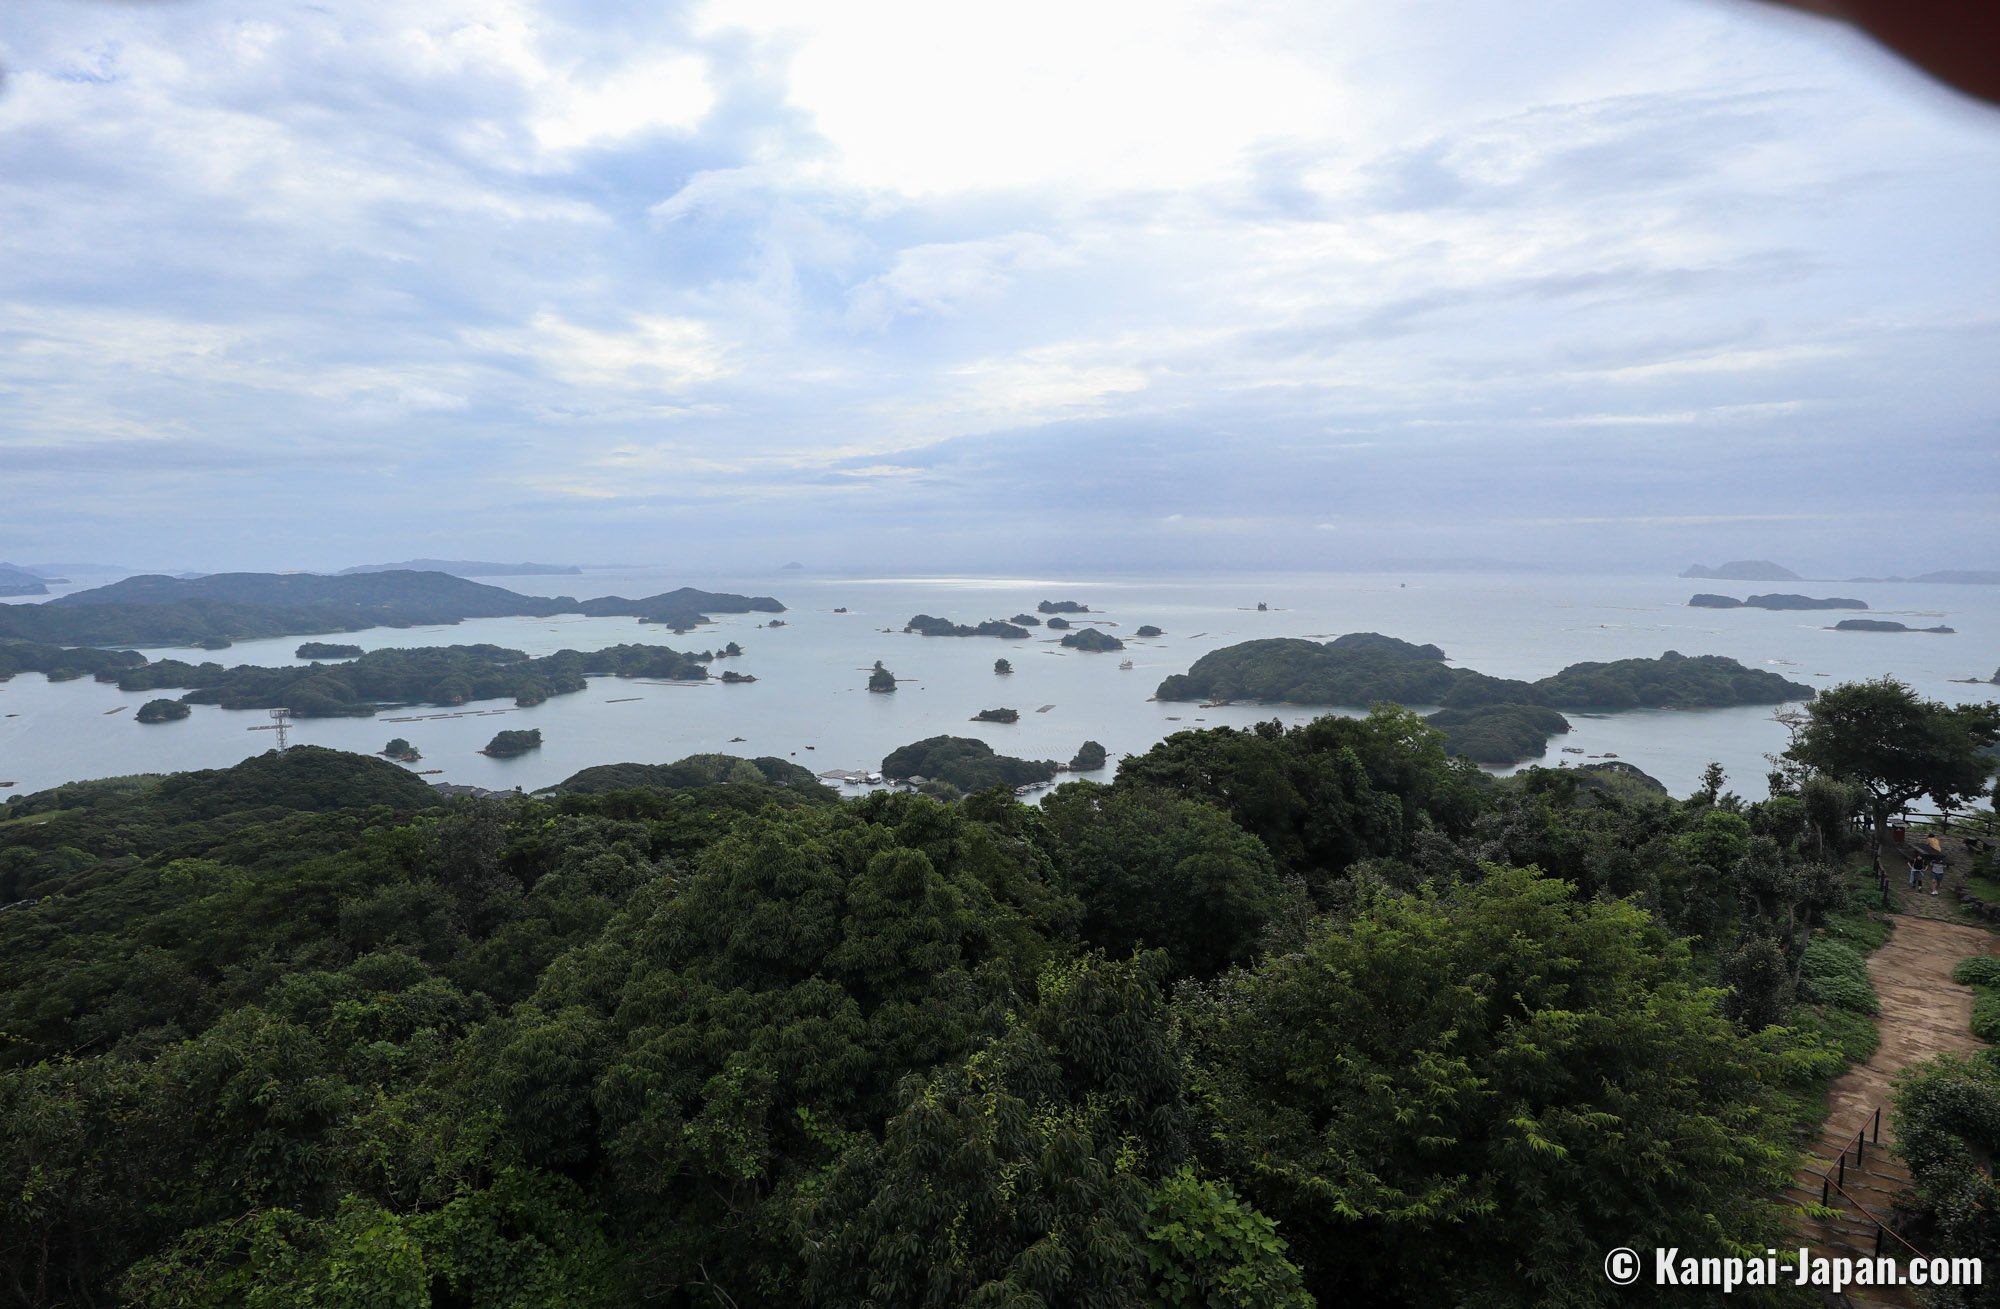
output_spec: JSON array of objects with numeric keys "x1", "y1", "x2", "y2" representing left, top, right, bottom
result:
[
  {"x1": 1688, "y1": 594, "x2": 1867, "y2": 611},
  {"x1": 381, "y1": 737, "x2": 422, "y2": 762},
  {"x1": 135, "y1": 698, "x2": 190, "y2": 723},
  {"x1": 1060, "y1": 628, "x2": 1126, "y2": 653},
  {"x1": 868, "y1": 661, "x2": 897, "y2": 693},
  {"x1": 1010, "y1": 613, "x2": 1042, "y2": 626},
  {"x1": 481, "y1": 728, "x2": 542, "y2": 757},
  {"x1": 1038, "y1": 600, "x2": 1090, "y2": 614},
  {"x1": 972, "y1": 707, "x2": 1020, "y2": 723},
  {"x1": 1134, "y1": 625, "x2": 1164, "y2": 637},
  {"x1": 1832, "y1": 619, "x2": 1955, "y2": 634},
  {"x1": 296, "y1": 641, "x2": 365, "y2": 658}
]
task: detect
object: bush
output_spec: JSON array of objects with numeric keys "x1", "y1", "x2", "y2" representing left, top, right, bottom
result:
[
  {"x1": 1953, "y1": 956, "x2": 2000, "y2": 988},
  {"x1": 1974, "y1": 991, "x2": 2000, "y2": 1044}
]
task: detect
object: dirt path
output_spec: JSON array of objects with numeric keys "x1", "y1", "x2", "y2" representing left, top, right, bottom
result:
[{"x1": 1820, "y1": 912, "x2": 1992, "y2": 1143}]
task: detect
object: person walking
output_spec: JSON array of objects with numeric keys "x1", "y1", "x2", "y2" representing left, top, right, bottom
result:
[
  {"x1": 1930, "y1": 852, "x2": 1948, "y2": 897},
  {"x1": 1909, "y1": 851, "x2": 1927, "y2": 889}
]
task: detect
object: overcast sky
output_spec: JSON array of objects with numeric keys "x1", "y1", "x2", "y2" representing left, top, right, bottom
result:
[{"x1": 2, "y1": 0, "x2": 1996, "y2": 575}]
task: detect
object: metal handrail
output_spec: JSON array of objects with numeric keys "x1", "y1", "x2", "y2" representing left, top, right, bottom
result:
[{"x1": 1801, "y1": 1107, "x2": 1928, "y2": 1261}]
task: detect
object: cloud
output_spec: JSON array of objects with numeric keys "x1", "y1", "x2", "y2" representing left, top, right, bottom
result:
[
  {"x1": 846, "y1": 233, "x2": 1076, "y2": 328},
  {"x1": 0, "y1": 0, "x2": 1996, "y2": 573},
  {"x1": 465, "y1": 311, "x2": 730, "y2": 390}
]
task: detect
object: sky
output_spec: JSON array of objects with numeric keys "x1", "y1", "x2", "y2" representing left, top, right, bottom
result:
[{"x1": 1, "y1": 0, "x2": 1996, "y2": 576}]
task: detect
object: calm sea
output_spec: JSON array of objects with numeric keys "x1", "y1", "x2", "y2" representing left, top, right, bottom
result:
[{"x1": 3, "y1": 569, "x2": 1995, "y2": 802}]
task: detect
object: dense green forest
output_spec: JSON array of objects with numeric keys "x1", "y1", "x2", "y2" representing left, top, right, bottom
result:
[
  {"x1": 0, "y1": 572, "x2": 783, "y2": 646},
  {"x1": 0, "y1": 681, "x2": 1934, "y2": 1306}
]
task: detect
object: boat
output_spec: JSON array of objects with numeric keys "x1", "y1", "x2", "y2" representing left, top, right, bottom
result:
[{"x1": 1118, "y1": 659, "x2": 1133, "y2": 670}]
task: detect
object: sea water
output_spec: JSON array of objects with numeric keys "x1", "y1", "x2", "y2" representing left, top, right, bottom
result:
[{"x1": 2, "y1": 568, "x2": 1995, "y2": 802}]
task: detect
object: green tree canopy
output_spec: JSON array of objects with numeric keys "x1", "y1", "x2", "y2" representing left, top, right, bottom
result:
[
  {"x1": 1180, "y1": 866, "x2": 1798, "y2": 1306},
  {"x1": 1783, "y1": 677, "x2": 2000, "y2": 835}
]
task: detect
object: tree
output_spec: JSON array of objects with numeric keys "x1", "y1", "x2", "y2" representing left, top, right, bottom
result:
[
  {"x1": 1180, "y1": 867, "x2": 1797, "y2": 1306},
  {"x1": 788, "y1": 954, "x2": 1197, "y2": 1307},
  {"x1": 1783, "y1": 678, "x2": 2000, "y2": 844},
  {"x1": 1894, "y1": 1051, "x2": 2000, "y2": 1306},
  {"x1": 1039, "y1": 782, "x2": 1285, "y2": 978}
]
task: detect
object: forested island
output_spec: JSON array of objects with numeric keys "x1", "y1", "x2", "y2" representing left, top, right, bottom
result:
[
  {"x1": 1060, "y1": 628, "x2": 1126, "y2": 652},
  {"x1": 0, "y1": 571, "x2": 783, "y2": 647},
  {"x1": 295, "y1": 641, "x2": 365, "y2": 659},
  {"x1": 904, "y1": 614, "x2": 1031, "y2": 639},
  {"x1": 481, "y1": 727, "x2": 542, "y2": 756},
  {"x1": 1832, "y1": 619, "x2": 1956, "y2": 634},
  {"x1": 1689, "y1": 593, "x2": 1867, "y2": 610},
  {"x1": 881, "y1": 735, "x2": 1058, "y2": 792},
  {"x1": 1423, "y1": 704, "x2": 1572, "y2": 764},
  {"x1": 0, "y1": 640, "x2": 146, "y2": 682},
  {"x1": 133, "y1": 698, "x2": 190, "y2": 724},
  {"x1": 109, "y1": 642, "x2": 721, "y2": 717},
  {"x1": 1154, "y1": 634, "x2": 1811, "y2": 763},
  {"x1": 1038, "y1": 599, "x2": 1090, "y2": 613},
  {"x1": 3, "y1": 677, "x2": 1985, "y2": 1307},
  {"x1": 553, "y1": 754, "x2": 824, "y2": 794},
  {"x1": 972, "y1": 707, "x2": 1020, "y2": 723}
]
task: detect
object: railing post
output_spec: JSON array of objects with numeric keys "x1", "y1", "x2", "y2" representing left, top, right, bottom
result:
[
  {"x1": 1838, "y1": 1156, "x2": 1846, "y2": 1188},
  {"x1": 1875, "y1": 1225, "x2": 1885, "y2": 1258},
  {"x1": 1857, "y1": 1132, "x2": 1865, "y2": 1165},
  {"x1": 1872, "y1": 1107, "x2": 1880, "y2": 1143},
  {"x1": 1822, "y1": 1177, "x2": 1829, "y2": 1206}
]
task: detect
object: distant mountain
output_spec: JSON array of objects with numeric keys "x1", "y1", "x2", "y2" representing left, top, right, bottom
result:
[
  {"x1": 0, "y1": 564, "x2": 50, "y2": 596},
  {"x1": 1680, "y1": 561, "x2": 1801, "y2": 581},
  {"x1": 50, "y1": 569, "x2": 566, "y2": 614},
  {"x1": 338, "y1": 559, "x2": 583, "y2": 577},
  {"x1": 1843, "y1": 570, "x2": 2000, "y2": 586}
]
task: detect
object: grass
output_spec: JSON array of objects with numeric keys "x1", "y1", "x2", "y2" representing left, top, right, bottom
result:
[{"x1": 0, "y1": 806, "x2": 81, "y2": 831}]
